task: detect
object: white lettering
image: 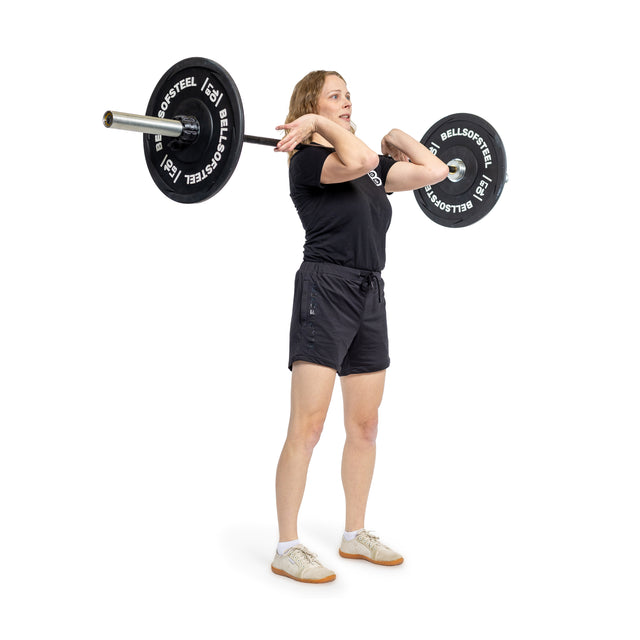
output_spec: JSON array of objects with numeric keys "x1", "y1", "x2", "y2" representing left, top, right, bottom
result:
[
  {"x1": 159, "y1": 155, "x2": 181, "y2": 184},
  {"x1": 184, "y1": 108, "x2": 231, "y2": 184},
  {"x1": 201, "y1": 78, "x2": 225, "y2": 107},
  {"x1": 423, "y1": 186, "x2": 473, "y2": 214},
  {"x1": 438, "y1": 127, "x2": 493, "y2": 168},
  {"x1": 155, "y1": 76, "x2": 196, "y2": 118}
]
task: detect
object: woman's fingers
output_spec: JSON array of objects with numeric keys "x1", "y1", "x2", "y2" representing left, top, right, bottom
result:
[
  {"x1": 275, "y1": 130, "x2": 299, "y2": 152},
  {"x1": 274, "y1": 115, "x2": 317, "y2": 152},
  {"x1": 274, "y1": 124, "x2": 297, "y2": 152},
  {"x1": 381, "y1": 138, "x2": 409, "y2": 162}
]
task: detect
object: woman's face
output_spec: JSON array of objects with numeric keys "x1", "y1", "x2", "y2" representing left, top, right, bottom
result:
[{"x1": 315, "y1": 75, "x2": 352, "y2": 130}]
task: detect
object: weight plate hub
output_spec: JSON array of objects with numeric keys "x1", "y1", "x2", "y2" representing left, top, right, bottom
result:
[
  {"x1": 414, "y1": 113, "x2": 507, "y2": 227},
  {"x1": 143, "y1": 57, "x2": 245, "y2": 203}
]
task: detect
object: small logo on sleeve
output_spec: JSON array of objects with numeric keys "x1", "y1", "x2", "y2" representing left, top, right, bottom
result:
[{"x1": 368, "y1": 170, "x2": 382, "y2": 187}]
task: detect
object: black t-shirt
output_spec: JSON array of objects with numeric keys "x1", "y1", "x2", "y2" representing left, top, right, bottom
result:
[{"x1": 289, "y1": 145, "x2": 396, "y2": 272}]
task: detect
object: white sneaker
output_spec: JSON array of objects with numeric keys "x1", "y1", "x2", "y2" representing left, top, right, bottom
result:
[
  {"x1": 339, "y1": 530, "x2": 404, "y2": 566},
  {"x1": 271, "y1": 544, "x2": 336, "y2": 583}
]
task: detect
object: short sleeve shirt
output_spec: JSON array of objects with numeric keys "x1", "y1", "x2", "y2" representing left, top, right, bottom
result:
[{"x1": 289, "y1": 145, "x2": 396, "y2": 272}]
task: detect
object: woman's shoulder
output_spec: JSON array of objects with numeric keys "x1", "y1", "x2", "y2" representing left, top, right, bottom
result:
[
  {"x1": 294, "y1": 143, "x2": 335, "y2": 157},
  {"x1": 290, "y1": 143, "x2": 334, "y2": 171}
]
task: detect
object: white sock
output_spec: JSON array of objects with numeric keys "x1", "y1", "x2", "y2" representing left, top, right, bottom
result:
[
  {"x1": 343, "y1": 529, "x2": 364, "y2": 541},
  {"x1": 277, "y1": 539, "x2": 300, "y2": 555}
]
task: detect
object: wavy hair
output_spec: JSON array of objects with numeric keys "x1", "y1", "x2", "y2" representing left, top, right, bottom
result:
[{"x1": 284, "y1": 70, "x2": 355, "y2": 159}]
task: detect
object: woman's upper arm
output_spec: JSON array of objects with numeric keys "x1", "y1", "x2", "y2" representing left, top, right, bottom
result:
[
  {"x1": 384, "y1": 160, "x2": 447, "y2": 193},
  {"x1": 320, "y1": 150, "x2": 379, "y2": 185}
]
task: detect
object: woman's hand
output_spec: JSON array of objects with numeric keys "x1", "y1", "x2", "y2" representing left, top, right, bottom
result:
[
  {"x1": 381, "y1": 131, "x2": 410, "y2": 162},
  {"x1": 275, "y1": 113, "x2": 379, "y2": 182},
  {"x1": 382, "y1": 128, "x2": 450, "y2": 192},
  {"x1": 275, "y1": 114, "x2": 318, "y2": 153}
]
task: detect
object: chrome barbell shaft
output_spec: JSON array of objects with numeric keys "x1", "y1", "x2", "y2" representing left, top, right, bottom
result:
[{"x1": 103, "y1": 111, "x2": 184, "y2": 137}]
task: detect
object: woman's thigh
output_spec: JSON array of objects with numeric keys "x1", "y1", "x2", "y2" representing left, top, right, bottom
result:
[
  {"x1": 288, "y1": 361, "x2": 337, "y2": 433},
  {"x1": 340, "y1": 369, "x2": 386, "y2": 431}
]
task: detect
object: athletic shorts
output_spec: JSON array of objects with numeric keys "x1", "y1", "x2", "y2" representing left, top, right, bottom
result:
[{"x1": 288, "y1": 261, "x2": 390, "y2": 376}]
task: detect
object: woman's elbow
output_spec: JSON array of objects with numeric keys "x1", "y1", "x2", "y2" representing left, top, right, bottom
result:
[
  {"x1": 363, "y1": 150, "x2": 380, "y2": 173},
  {"x1": 341, "y1": 150, "x2": 379, "y2": 177},
  {"x1": 428, "y1": 162, "x2": 450, "y2": 185}
]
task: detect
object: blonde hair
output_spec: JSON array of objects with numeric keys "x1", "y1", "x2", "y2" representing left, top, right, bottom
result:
[{"x1": 284, "y1": 70, "x2": 354, "y2": 159}]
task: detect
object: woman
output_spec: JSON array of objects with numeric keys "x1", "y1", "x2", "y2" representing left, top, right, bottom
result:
[{"x1": 270, "y1": 70, "x2": 449, "y2": 583}]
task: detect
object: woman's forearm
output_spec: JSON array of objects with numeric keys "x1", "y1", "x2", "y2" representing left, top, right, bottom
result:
[
  {"x1": 275, "y1": 114, "x2": 377, "y2": 172},
  {"x1": 382, "y1": 128, "x2": 446, "y2": 170},
  {"x1": 382, "y1": 128, "x2": 450, "y2": 190},
  {"x1": 315, "y1": 116, "x2": 378, "y2": 169}
]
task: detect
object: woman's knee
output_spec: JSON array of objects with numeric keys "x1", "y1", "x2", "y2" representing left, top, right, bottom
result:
[
  {"x1": 345, "y1": 414, "x2": 379, "y2": 444},
  {"x1": 288, "y1": 411, "x2": 327, "y2": 452}
]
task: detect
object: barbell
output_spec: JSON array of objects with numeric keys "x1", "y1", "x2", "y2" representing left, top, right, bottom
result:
[{"x1": 103, "y1": 57, "x2": 507, "y2": 227}]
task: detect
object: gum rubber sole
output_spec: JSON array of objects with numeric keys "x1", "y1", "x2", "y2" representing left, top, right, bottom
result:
[
  {"x1": 271, "y1": 566, "x2": 336, "y2": 583},
  {"x1": 338, "y1": 550, "x2": 404, "y2": 566}
]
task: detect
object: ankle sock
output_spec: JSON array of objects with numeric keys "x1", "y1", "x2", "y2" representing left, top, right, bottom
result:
[
  {"x1": 277, "y1": 539, "x2": 300, "y2": 555},
  {"x1": 343, "y1": 529, "x2": 364, "y2": 541}
]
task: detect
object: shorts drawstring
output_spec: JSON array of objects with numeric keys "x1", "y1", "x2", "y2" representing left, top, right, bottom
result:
[{"x1": 360, "y1": 272, "x2": 382, "y2": 303}]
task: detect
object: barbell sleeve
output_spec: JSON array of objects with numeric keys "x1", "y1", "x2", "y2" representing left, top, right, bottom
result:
[{"x1": 103, "y1": 111, "x2": 184, "y2": 137}]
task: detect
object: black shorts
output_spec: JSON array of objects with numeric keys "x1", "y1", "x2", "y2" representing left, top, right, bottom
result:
[{"x1": 288, "y1": 261, "x2": 390, "y2": 376}]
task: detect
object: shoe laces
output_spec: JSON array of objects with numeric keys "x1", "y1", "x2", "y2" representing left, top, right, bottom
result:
[
  {"x1": 356, "y1": 530, "x2": 385, "y2": 551},
  {"x1": 288, "y1": 545, "x2": 321, "y2": 568}
]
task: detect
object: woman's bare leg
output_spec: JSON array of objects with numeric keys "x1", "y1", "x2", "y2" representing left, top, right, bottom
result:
[
  {"x1": 340, "y1": 370, "x2": 386, "y2": 532},
  {"x1": 275, "y1": 361, "x2": 337, "y2": 542}
]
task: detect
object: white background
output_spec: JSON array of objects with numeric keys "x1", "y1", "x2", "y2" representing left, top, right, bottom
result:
[{"x1": 1, "y1": 1, "x2": 638, "y2": 638}]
